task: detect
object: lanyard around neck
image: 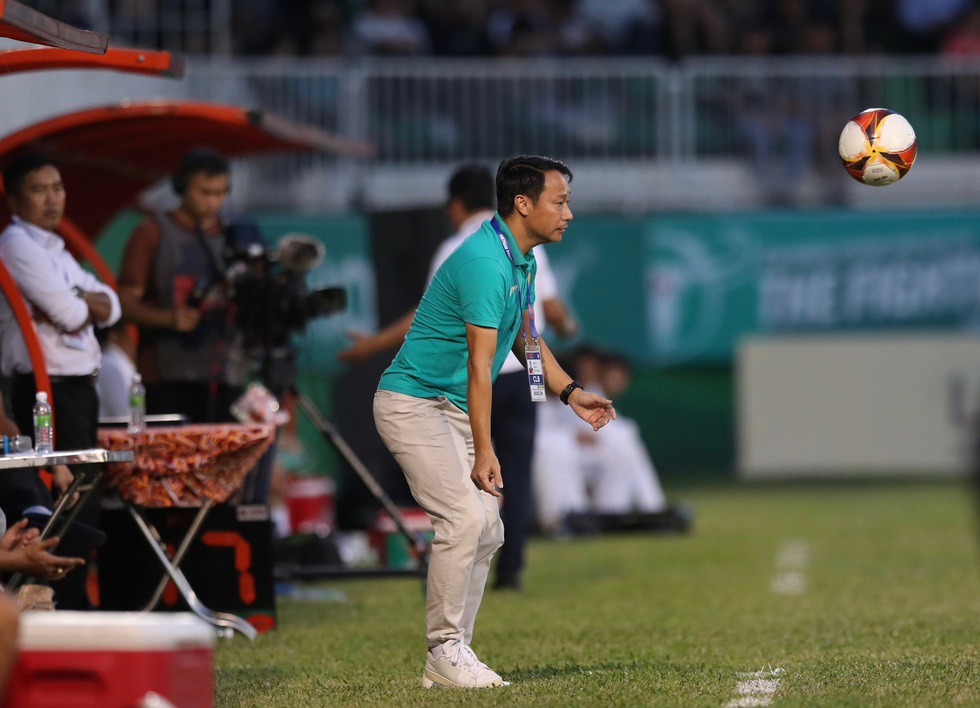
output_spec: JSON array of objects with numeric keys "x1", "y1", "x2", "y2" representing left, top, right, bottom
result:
[{"x1": 490, "y1": 216, "x2": 538, "y2": 343}]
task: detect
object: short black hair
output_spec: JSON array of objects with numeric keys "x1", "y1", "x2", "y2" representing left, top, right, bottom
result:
[
  {"x1": 3, "y1": 153, "x2": 59, "y2": 197},
  {"x1": 495, "y1": 154, "x2": 572, "y2": 218},
  {"x1": 447, "y1": 164, "x2": 495, "y2": 212},
  {"x1": 172, "y1": 147, "x2": 229, "y2": 195}
]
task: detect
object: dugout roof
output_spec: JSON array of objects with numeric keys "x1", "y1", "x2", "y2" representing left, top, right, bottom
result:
[{"x1": 0, "y1": 100, "x2": 373, "y2": 236}]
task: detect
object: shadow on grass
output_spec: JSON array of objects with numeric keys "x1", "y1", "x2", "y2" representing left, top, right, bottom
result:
[{"x1": 504, "y1": 660, "x2": 647, "y2": 682}]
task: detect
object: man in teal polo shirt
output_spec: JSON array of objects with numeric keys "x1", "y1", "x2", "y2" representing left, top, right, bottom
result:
[{"x1": 374, "y1": 154, "x2": 616, "y2": 689}]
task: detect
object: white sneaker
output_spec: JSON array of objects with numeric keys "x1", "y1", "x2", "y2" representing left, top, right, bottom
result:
[{"x1": 422, "y1": 640, "x2": 508, "y2": 688}]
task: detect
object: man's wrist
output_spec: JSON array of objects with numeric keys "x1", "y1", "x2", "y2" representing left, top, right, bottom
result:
[{"x1": 560, "y1": 381, "x2": 583, "y2": 405}]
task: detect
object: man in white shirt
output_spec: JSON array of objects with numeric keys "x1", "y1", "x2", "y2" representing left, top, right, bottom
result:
[
  {"x1": 0, "y1": 153, "x2": 121, "y2": 608},
  {"x1": 339, "y1": 164, "x2": 578, "y2": 590}
]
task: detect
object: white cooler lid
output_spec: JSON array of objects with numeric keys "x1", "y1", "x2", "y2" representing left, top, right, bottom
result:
[{"x1": 18, "y1": 612, "x2": 216, "y2": 650}]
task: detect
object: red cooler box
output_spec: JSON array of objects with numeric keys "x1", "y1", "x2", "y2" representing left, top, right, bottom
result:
[{"x1": 4, "y1": 611, "x2": 215, "y2": 708}]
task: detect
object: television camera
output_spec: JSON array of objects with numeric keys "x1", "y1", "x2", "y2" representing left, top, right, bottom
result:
[
  {"x1": 227, "y1": 232, "x2": 345, "y2": 347},
  {"x1": 190, "y1": 224, "x2": 346, "y2": 393}
]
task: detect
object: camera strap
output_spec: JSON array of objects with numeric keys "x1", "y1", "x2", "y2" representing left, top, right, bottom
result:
[{"x1": 191, "y1": 224, "x2": 228, "y2": 282}]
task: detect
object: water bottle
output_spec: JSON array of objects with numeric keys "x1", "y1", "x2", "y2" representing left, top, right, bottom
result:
[
  {"x1": 128, "y1": 373, "x2": 146, "y2": 434},
  {"x1": 33, "y1": 391, "x2": 53, "y2": 454}
]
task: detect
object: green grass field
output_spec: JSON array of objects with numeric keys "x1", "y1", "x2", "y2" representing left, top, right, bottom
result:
[{"x1": 215, "y1": 479, "x2": 980, "y2": 707}]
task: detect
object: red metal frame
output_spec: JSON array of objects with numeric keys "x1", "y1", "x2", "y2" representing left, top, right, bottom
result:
[
  {"x1": 0, "y1": 41, "x2": 171, "y2": 419},
  {"x1": 0, "y1": 100, "x2": 371, "y2": 236},
  {"x1": 0, "y1": 47, "x2": 183, "y2": 78},
  {"x1": 0, "y1": 261, "x2": 53, "y2": 428}
]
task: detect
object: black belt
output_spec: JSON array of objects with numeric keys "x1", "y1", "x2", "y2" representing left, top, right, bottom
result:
[{"x1": 16, "y1": 371, "x2": 98, "y2": 384}]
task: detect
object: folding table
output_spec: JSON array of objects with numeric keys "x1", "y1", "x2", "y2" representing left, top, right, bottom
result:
[{"x1": 98, "y1": 423, "x2": 275, "y2": 639}]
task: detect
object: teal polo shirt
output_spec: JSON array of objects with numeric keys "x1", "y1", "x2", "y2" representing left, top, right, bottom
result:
[{"x1": 378, "y1": 214, "x2": 536, "y2": 412}]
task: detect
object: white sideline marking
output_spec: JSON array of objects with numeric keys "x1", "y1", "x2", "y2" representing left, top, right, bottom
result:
[
  {"x1": 771, "y1": 540, "x2": 809, "y2": 596},
  {"x1": 725, "y1": 667, "x2": 783, "y2": 707}
]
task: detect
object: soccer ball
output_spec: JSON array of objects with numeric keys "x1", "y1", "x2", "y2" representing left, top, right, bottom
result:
[{"x1": 838, "y1": 108, "x2": 917, "y2": 186}]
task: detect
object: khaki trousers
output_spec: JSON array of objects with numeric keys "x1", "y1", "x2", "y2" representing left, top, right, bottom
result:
[{"x1": 374, "y1": 390, "x2": 504, "y2": 648}]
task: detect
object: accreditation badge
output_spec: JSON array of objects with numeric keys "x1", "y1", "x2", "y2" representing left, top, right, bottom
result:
[{"x1": 525, "y1": 342, "x2": 546, "y2": 402}]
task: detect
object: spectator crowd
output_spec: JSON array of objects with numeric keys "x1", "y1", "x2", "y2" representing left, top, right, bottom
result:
[
  {"x1": 29, "y1": 0, "x2": 980, "y2": 59},
  {"x1": 232, "y1": 0, "x2": 980, "y2": 58}
]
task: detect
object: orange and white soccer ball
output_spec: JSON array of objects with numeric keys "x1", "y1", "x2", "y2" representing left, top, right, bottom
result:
[{"x1": 838, "y1": 108, "x2": 917, "y2": 186}]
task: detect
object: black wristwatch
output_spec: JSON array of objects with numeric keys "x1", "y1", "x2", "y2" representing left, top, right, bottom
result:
[{"x1": 560, "y1": 381, "x2": 583, "y2": 405}]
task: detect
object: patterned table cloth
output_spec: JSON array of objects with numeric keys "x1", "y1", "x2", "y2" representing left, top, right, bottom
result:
[{"x1": 97, "y1": 423, "x2": 275, "y2": 507}]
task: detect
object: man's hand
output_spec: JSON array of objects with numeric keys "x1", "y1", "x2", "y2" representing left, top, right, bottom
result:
[
  {"x1": 470, "y1": 450, "x2": 504, "y2": 498},
  {"x1": 173, "y1": 305, "x2": 201, "y2": 332},
  {"x1": 569, "y1": 389, "x2": 617, "y2": 431},
  {"x1": 337, "y1": 331, "x2": 377, "y2": 363},
  {"x1": 0, "y1": 518, "x2": 38, "y2": 551},
  {"x1": 16, "y1": 536, "x2": 85, "y2": 581}
]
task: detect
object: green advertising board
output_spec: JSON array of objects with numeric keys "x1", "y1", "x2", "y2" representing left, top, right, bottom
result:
[
  {"x1": 100, "y1": 209, "x2": 980, "y2": 371},
  {"x1": 546, "y1": 210, "x2": 980, "y2": 366},
  {"x1": 96, "y1": 208, "x2": 980, "y2": 477}
]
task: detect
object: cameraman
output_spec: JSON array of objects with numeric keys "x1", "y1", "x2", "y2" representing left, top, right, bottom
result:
[{"x1": 117, "y1": 148, "x2": 247, "y2": 424}]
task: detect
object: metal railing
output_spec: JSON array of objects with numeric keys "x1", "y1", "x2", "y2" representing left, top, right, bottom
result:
[{"x1": 33, "y1": 55, "x2": 980, "y2": 211}]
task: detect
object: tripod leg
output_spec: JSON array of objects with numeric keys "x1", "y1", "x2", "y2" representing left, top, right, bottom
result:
[{"x1": 293, "y1": 389, "x2": 430, "y2": 574}]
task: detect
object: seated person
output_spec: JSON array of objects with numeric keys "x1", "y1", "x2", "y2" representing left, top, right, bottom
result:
[
  {"x1": 532, "y1": 345, "x2": 678, "y2": 535},
  {"x1": 0, "y1": 592, "x2": 16, "y2": 695},
  {"x1": 0, "y1": 515, "x2": 84, "y2": 584},
  {"x1": 0, "y1": 390, "x2": 100, "y2": 607},
  {"x1": 0, "y1": 514, "x2": 84, "y2": 685}
]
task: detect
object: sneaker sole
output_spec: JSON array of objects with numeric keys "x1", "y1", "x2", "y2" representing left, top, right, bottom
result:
[{"x1": 422, "y1": 669, "x2": 508, "y2": 689}]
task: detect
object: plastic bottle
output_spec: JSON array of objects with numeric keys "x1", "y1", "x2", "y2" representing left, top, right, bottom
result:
[
  {"x1": 33, "y1": 391, "x2": 53, "y2": 454},
  {"x1": 128, "y1": 373, "x2": 146, "y2": 434}
]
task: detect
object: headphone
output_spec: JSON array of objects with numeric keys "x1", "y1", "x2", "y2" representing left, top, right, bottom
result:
[{"x1": 171, "y1": 147, "x2": 229, "y2": 196}]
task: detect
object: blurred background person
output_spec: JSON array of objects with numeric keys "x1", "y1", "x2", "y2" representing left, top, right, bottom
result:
[
  {"x1": 533, "y1": 345, "x2": 681, "y2": 535},
  {"x1": 351, "y1": 0, "x2": 432, "y2": 56},
  {"x1": 95, "y1": 322, "x2": 138, "y2": 419},
  {"x1": 117, "y1": 148, "x2": 247, "y2": 424},
  {"x1": 0, "y1": 152, "x2": 119, "y2": 610},
  {"x1": 0, "y1": 593, "x2": 16, "y2": 695},
  {"x1": 420, "y1": 0, "x2": 492, "y2": 56}
]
